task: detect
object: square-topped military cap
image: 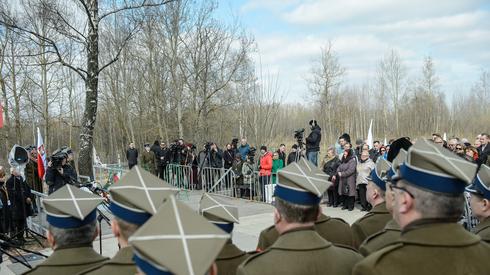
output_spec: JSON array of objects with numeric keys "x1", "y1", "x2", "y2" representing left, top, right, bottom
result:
[
  {"x1": 42, "y1": 184, "x2": 103, "y2": 228},
  {"x1": 466, "y1": 165, "x2": 490, "y2": 200},
  {"x1": 395, "y1": 138, "x2": 477, "y2": 194},
  {"x1": 369, "y1": 158, "x2": 392, "y2": 191},
  {"x1": 387, "y1": 149, "x2": 408, "y2": 179},
  {"x1": 109, "y1": 166, "x2": 179, "y2": 225},
  {"x1": 129, "y1": 195, "x2": 229, "y2": 275},
  {"x1": 199, "y1": 193, "x2": 239, "y2": 233},
  {"x1": 273, "y1": 160, "x2": 331, "y2": 205}
]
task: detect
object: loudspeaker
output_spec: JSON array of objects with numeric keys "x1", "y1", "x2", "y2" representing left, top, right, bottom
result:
[{"x1": 9, "y1": 145, "x2": 29, "y2": 166}]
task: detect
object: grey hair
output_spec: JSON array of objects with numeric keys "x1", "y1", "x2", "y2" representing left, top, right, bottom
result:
[
  {"x1": 49, "y1": 220, "x2": 97, "y2": 249},
  {"x1": 401, "y1": 180, "x2": 464, "y2": 219}
]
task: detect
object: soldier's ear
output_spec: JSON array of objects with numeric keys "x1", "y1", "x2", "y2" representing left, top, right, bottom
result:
[
  {"x1": 208, "y1": 262, "x2": 218, "y2": 275},
  {"x1": 46, "y1": 230, "x2": 56, "y2": 249},
  {"x1": 111, "y1": 219, "x2": 121, "y2": 239},
  {"x1": 397, "y1": 191, "x2": 413, "y2": 214},
  {"x1": 482, "y1": 198, "x2": 490, "y2": 211},
  {"x1": 273, "y1": 208, "x2": 281, "y2": 224}
]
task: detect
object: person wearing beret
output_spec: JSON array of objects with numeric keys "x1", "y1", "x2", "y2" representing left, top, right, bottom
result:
[
  {"x1": 466, "y1": 164, "x2": 490, "y2": 243},
  {"x1": 359, "y1": 150, "x2": 408, "y2": 256},
  {"x1": 24, "y1": 185, "x2": 108, "y2": 274},
  {"x1": 351, "y1": 158, "x2": 392, "y2": 249},
  {"x1": 129, "y1": 195, "x2": 229, "y2": 275},
  {"x1": 200, "y1": 193, "x2": 253, "y2": 275},
  {"x1": 353, "y1": 139, "x2": 490, "y2": 275},
  {"x1": 238, "y1": 159, "x2": 361, "y2": 275},
  {"x1": 79, "y1": 166, "x2": 178, "y2": 275}
]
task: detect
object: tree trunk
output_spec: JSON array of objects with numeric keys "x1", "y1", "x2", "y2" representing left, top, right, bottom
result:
[{"x1": 78, "y1": 0, "x2": 99, "y2": 178}]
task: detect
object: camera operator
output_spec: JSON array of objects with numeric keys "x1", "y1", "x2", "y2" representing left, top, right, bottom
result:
[
  {"x1": 45, "y1": 151, "x2": 73, "y2": 194},
  {"x1": 6, "y1": 167, "x2": 32, "y2": 244},
  {"x1": 210, "y1": 143, "x2": 223, "y2": 169},
  {"x1": 306, "y1": 119, "x2": 322, "y2": 166},
  {"x1": 61, "y1": 147, "x2": 78, "y2": 183},
  {"x1": 169, "y1": 139, "x2": 186, "y2": 164}
]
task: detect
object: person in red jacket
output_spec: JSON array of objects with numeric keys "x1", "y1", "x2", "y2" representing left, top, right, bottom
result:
[{"x1": 259, "y1": 146, "x2": 273, "y2": 201}]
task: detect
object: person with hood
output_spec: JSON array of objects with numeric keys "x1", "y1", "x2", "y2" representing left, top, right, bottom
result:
[
  {"x1": 333, "y1": 148, "x2": 357, "y2": 211},
  {"x1": 259, "y1": 146, "x2": 272, "y2": 201},
  {"x1": 306, "y1": 120, "x2": 321, "y2": 166}
]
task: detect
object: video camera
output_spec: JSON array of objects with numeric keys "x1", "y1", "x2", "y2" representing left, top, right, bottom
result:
[
  {"x1": 231, "y1": 138, "x2": 239, "y2": 149},
  {"x1": 294, "y1": 128, "x2": 305, "y2": 148},
  {"x1": 248, "y1": 146, "x2": 257, "y2": 162},
  {"x1": 49, "y1": 151, "x2": 68, "y2": 168}
]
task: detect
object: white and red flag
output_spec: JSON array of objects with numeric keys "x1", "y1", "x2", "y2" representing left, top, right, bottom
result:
[{"x1": 37, "y1": 127, "x2": 47, "y2": 180}]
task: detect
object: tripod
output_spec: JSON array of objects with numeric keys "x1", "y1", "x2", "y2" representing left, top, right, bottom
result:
[
  {"x1": 0, "y1": 235, "x2": 48, "y2": 269},
  {"x1": 96, "y1": 202, "x2": 112, "y2": 255}
]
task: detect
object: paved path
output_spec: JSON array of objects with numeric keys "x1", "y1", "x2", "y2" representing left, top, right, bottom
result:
[{"x1": 1, "y1": 190, "x2": 366, "y2": 274}]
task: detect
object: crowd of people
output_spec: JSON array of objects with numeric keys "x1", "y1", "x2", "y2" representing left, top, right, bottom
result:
[{"x1": 18, "y1": 131, "x2": 490, "y2": 275}]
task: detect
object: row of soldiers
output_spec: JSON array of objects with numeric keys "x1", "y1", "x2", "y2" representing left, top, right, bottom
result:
[{"x1": 24, "y1": 137, "x2": 490, "y2": 274}]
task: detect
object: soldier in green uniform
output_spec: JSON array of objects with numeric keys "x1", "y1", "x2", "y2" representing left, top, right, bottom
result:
[
  {"x1": 257, "y1": 158, "x2": 353, "y2": 250},
  {"x1": 256, "y1": 212, "x2": 353, "y2": 251},
  {"x1": 200, "y1": 193, "x2": 252, "y2": 275},
  {"x1": 79, "y1": 166, "x2": 179, "y2": 275},
  {"x1": 466, "y1": 164, "x2": 490, "y2": 243},
  {"x1": 238, "y1": 160, "x2": 362, "y2": 275},
  {"x1": 24, "y1": 185, "x2": 108, "y2": 275},
  {"x1": 359, "y1": 150, "x2": 407, "y2": 256},
  {"x1": 351, "y1": 158, "x2": 392, "y2": 248},
  {"x1": 353, "y1": 139, "x2": 490, "y2": 275},
  {"x1": 141, "y1": 143, "x2": 156, "y2": 175},
  {"x1": 129, "y1": 195, "x2": 229, "y2": 275}
]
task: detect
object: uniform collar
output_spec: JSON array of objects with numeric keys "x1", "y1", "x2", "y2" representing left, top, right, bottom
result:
[
  {"x1": 316, "y1": 213, "x2": 330, "y2": 223},
  {"x1": 474, "y1": 217, "x2": 490, "y2": 235},
  {"x1": 370, "y1": 202, "x2": 389, "y2": 214},
  {"x1": 39, "y1": 246, "x2": 108, "y2": 266},
  {"x1": 272, "y1": 227, "x2": 331, "y2": 250},
  {"x1": 401, "y1": 219, "x2": 480, "y2": 246},
  {"x1": 217, "y1": 241, "x2": 247, "y2": 260},
  {"x1": 384, "y1": 219, "x2": 401, "y2": 231}
]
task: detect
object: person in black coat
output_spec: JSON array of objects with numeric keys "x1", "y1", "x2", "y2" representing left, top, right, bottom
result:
[
  {"x1": 126, "y1": 142, "x2": 138, "y2": 169},
  {"x1": 277, "y1": 144, "x2": 287, "y2": 168},
  {"x1": 156, "y1": 142, "x2": 170, "y2": 180},
  {"x1": 6, "y1": 168, "x2": 32, "y2": 243},
  {"x1": 306, "y1": 120, "x2": 321, "y2": 166},
  {"x1": 223, "y1": 144, "x2": 235, "y2": 170},
  {"x1": 0, "y1": 167, "x2": 9, "y2": 235},
  {"x1": 287, "y1": 144, "x2": 300, "y2": 165},
  {"x1": 322, "y1": 147, "x2": 341, "y2": 207},
  {"x1": 477, "y1": 133, "x2": 490, "y2": 168}
]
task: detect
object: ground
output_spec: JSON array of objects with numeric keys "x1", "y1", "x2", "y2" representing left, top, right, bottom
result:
[{"x1": 0, "y1": 190, "x2": 365, "y2": 275}]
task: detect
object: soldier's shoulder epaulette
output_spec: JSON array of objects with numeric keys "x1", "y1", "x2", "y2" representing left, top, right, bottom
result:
[
  {"x1": 362, "y1": 228, "x2": 387, "y2": 244},
  {"x1": 262, "y1": 224, "x2": 275, "y2": 232},
  {"x1": 355, "y1": 212, "x2": 375, "y2": 224},
  {"x1": 240, "y1": 249, "x2": 270, "y2": 267},
  {"x1": 328, "y1": 217, "x2": 349, "y2": 225}
]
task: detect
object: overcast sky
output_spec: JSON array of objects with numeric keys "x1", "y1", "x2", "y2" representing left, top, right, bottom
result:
[{"x1": 217, "y1": 0, "x2": 490, "y2": 103}]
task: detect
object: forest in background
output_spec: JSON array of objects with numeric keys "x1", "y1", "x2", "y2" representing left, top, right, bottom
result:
[{"x1": 0, "y1": 0, "x2": 488, "y2": 176}]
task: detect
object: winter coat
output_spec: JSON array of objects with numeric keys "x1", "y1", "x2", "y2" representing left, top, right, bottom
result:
[
  {"x1": 6, "y1": 175, "x2": 32, "y2": 220},
  {"x1": 337, "y1": 155, "x2": 357, "y2": 197},
  {"x1": 356, "y1": 158, "x2": 375, "y2": 186},
  {"x1": 287, "y1": 151, "x2": 299, "y2": 165},
  {"x1": 272, "y1": 159, "x2": 284, "y2": 183},
  {"x1": 224, "y1": 149, "x2": 235, "y2": 169},
  {"x1": 322, "y1": 157, "x2": 340, "y2": 179},
  {"x1": 25, "y1": 159, "x2": 43, "y2": 192},
  {"x1": 0, "y1": 180, "x2": 10, "y2": 233},
  {"x1": 277, "y1": 151, "x2": 287, "y2": 168},
  {"x1": 141, "y1": 150, "x2": 156, "y2": 173},
  {"x1": 210, "y1": 149, "x2": 224, "y2": 168},
  {"x1": 238, "y1": 144, "x2": 251, "y2": 161},
  {"x1": 126, "y1": 148, "x2": 138, "y2": 166},
  {"x1": 306, "y1": 125, "x2": 322, "y2": 153},
  {"x1": 156, "y1": 148, "x2": 170, "y2": 167},
  {"x1": 259, "y1": 152, "x2": 273, "y2": 176}
]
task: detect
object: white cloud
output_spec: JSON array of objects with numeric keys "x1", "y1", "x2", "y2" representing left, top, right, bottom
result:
[{"x1": 282, "y1": 0, "x2": 485, "y2": 25}]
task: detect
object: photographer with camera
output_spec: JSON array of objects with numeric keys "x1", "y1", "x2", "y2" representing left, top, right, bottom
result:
[
  {"x1": 306, "y1": 119, "x2": 322, "y2": 166},
  {"x1": 61, "y1": 147, "x2": 78, "y2": 183},
  {"x1": 45, "y1": 151, "x2": 73, "y2": 194}
]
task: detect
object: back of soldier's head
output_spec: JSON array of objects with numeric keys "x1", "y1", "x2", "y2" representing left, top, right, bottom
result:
[{"x1": 49, "y1": 220, "x2": 97, "y2": 249}]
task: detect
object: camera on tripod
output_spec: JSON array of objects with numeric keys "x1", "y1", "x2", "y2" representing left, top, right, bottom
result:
[{"x1": 294, "y1": 128, "x2": 305, "y2": 146}]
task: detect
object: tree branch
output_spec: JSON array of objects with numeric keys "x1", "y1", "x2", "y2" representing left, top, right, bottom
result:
[
  {"x1": 99, "y1": 0, "x2": 177, "y2": 21},
  {"x1": 98, "y1": 24, "x2": 138, "y2": 74}
]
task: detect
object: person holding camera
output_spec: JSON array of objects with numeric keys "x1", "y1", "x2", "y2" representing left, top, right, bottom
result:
[
  {"x1": 6, "y1": 167, "x2": 32, "y2": 244},
  {"x1": 61, "y1": 147, "x2": 78, "y2": 183},
  {"x1": 45, "y1": 151, "x2": 72, "y2": 194},
  {"x1": 306, "y1": 119, "x2": 322, "y2": 166}
]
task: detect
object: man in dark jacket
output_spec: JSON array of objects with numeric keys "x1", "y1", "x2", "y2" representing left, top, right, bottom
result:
[
  {"x1": 156, "y1": 142, "x2": 169, "y2": 180},
  {"x1": 306, "y1": 120, "x2": 321, "y2": 166},
  {"x1": 287, "y1": 145, "x2": 300, "y2": 164},
  {"x1": 126, "y1": 142, "x2": 138, "y2": 169},
  {"x1": 478, "y1": 133, "x2": 490, "y2": 168},
  {"x1": 6, "y1": 168, "x2": 32, "y2": 244},
  {"x1": 277, "y1": 144, "x2": 287, "y2": 168}
]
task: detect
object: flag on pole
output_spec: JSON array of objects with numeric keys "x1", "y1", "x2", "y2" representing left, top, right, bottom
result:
[
  {"x1": 37, "y1": 127, "x2": 47, "y2": 180},
  {"x1": 367, "y1": 119, "x2": 374, "y2": 149},
  {"x1": 384, "y1": 136, "x2": 387, "y2": 146},
  {"x1": 443, "y1": 133, "x2": 447, "y2": 141}
]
